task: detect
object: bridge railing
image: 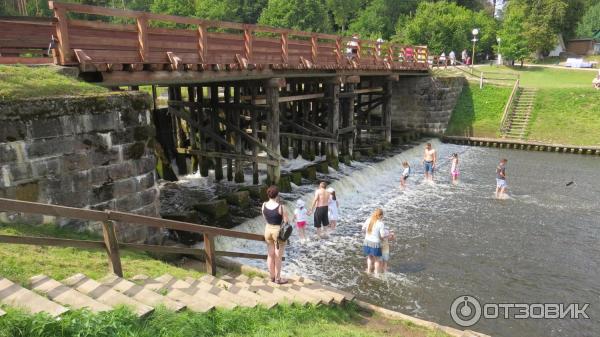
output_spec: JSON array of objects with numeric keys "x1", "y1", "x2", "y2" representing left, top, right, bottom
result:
[
  {"x1": 0, "y1": 197, "x2": 266, "y2": 276},
  {"x1": 0, "y1": 1, "x2": 428, "y2": 72}
]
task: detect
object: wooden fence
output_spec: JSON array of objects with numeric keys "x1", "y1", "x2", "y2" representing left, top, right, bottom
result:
[
  {"x1": 0, "y1": 1, "x2": 428, "y2": 72},
  {"x1": 0, "y1": 197, "x2": 266, "y2": 276}
]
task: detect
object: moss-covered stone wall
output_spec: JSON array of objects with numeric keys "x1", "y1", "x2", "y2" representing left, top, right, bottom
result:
[{"x1": 0, "y1": 92, "x2": 160, "y2": 243}]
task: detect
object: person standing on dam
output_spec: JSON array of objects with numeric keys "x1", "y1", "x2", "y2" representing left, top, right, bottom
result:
[
  {"x1": 423, "y1": 143, "x2": 437, "y2": 182},
  {"x1": 309, "y1": 181, "x2": 331, "y2": 238}
]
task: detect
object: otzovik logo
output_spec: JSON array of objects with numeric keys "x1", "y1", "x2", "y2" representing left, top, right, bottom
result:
[{"x1": 450, "y1": 295, "x2": 591, "y2": 327}]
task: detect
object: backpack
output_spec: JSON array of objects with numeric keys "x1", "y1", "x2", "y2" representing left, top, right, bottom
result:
[{"x1": 277, "y1": 222, "x2": 293, "y2": 249}]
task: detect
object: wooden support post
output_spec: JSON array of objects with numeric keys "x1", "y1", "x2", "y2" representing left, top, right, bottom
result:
[
  {"x1": 345, "y1": 83, "x2": 356, "y2": 156},
  {"x1": 198, "y1": 86, "x2": 209, "y2": 177},
  {"x1": 211, "y1": 86, "x2": 224, "y2": 181},
  {"x1": 265, "y1": 79, "x2": 281, "y2": 185},
  {"x1": 224, "y1": 86, "x2": 233, "y2": 181},
  {"x1": 234, "y1": 86, "x2": 244, "y2": 183},
  {"x1": 383, "y1": 79, "x2": 393, "y2": 143},
  {"x1": 170, "y1": 86, "x2": 188, "y2": 175},
  {"x1": 311, "y1": 35, "x2": 318, "y2": 65},
  {"x1": 327, "y1": 82, "x2": 340, "y2": 159},
  {"x1": 52, "y1": 5, "x2": 72, "y2": 65},
  {"x1": 102, "y1": 221, "x2": 123, "y2": 277},
  {"x1": 188, "y1": 86, "x2": 199, "y2": 173},
  {"x1": 203, "y1": 233, "x2": 216, "y2": 276},
  {"x1": 136, "y1": 15, "x2": 149, "y2": 63}
]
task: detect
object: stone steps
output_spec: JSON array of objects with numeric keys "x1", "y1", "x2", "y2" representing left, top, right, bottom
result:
[
  {"x1": 0, "y1": 277, "x2": 68, "y2": 317},
  {"x1": 63, "y1": 273, "x2": 154, "y2": 317},
  {"x1": 29, "y1": 275, "x2": 112, "y2": 313},
  {"x1": 502, "y1": 88, "x2": 537, "y2": 140},
  {"x1": 0, "y1": 272, "x2": 356, "y2": 318}
]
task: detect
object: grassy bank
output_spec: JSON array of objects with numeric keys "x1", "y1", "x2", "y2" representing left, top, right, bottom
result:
[
  {"x1": 0, "y1": 304, "x2": 451, "y2": 337},
  {"x1": 445, "y1": 83, "x2": 512, "y2": 138},
  {"x1": 0, "y1": 65, "x2": 106, "y2": 100},
  {"x1": 528, "y1": 88, "x2": 600, "y2": 145},
  {"x1": 475, "y1": 65, "x2": 594, "y2": 88},
  {"x1": 0, "y1": 223, "x2": 202, "y2": 285}
]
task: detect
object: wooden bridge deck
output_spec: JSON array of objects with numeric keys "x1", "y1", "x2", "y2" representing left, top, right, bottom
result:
[{"x1": 0, "y1": 1, "x2": 429, "y2": 85}]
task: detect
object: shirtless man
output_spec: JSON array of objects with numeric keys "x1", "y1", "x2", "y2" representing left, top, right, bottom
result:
[
  {"x1": 422, "y1": 143, "x2": 437, "y2": 182},
  {"x1": 495, "y1": 158, "x2": 508, "y2": 199},
  {"x1": 309, "y1": 181, "x2": 331, "y2": 237}
]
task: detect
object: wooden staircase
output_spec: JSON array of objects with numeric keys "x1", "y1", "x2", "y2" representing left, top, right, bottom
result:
[
  {"x1": 0, "y1": 273, "x2": 354, "y2": 317},
  {"x1": 503, "y1": 88, "x2": 537, "y2": 140}
]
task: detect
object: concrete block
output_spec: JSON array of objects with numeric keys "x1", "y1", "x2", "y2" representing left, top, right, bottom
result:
[
  {"x1": 246, "y1": 185, "x2": 268, "y2": 201},
  {"x1": 290, "y1": 171, "x2": 302, "y2": 185},
  {"x1": 195, "y1": 199, "x2": 229, "y2": 218},
  {"x1": 225, "y1": 190, "x2": 250, "y2": 207},
  {"x1": 301, "y1": 166, "x2": 317, "y2": 181}
]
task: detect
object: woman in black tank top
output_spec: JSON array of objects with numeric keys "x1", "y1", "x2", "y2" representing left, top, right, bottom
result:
[{"x1": 262, "y1": 186, "x2": 289, "y2": 284}]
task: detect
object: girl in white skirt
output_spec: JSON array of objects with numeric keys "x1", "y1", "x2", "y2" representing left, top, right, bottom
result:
[{"x1": 327, "y1": 187, "x2": 339, "y2": 231}]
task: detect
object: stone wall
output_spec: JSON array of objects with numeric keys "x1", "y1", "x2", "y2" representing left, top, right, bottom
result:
[
  {"x1": 0, "y1": 92, "x2": 160, "y2": 242},
  {"x1": 391, "y1": 76, "x2": 465, "y2": 134}
]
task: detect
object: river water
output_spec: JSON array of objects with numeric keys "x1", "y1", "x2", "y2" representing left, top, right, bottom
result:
[{"x1": 217, "y1": 139, "x2": 600, "y2": 337}]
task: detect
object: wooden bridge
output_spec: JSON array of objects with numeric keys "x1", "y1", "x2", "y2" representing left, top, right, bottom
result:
[{"x1": 1, "y1": 2, "x2": 431, "y2": 186}]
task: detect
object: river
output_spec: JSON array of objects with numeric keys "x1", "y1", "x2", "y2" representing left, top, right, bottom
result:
[{"x1": 216, "y1": 139, "x2": 600, "y2": 337}]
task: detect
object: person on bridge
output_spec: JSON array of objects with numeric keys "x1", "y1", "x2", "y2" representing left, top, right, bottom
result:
[
  {"x1": 449, "y1": 50, "x2": 456, "y2": 66},
  {"x1": 346, "y1": 34, "x2": 360, "y2": 61},
  {"x1": 362, "y1": 208, "x2": 386, "y2": 274},
  {"x1": 422, "y1": 143, "x2": 437, "y2": 182},
  {"x1": 461, "y1": 49, "x2": 468, "y2": 64},
  {"x1": 262, "y1": 185, "x2": 289, "y2": 284},
  {"x1": 309, "y1": 181, "x2": 331, "y2": 238},
  {"x1": 439, "y1": 52, "x2": 447, "y2": 68}
]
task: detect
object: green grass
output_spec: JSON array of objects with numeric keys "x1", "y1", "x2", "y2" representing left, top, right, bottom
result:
[
  {"x1": 0, "y1": 223, "x2": 203, "y2": 285},
  {"x1": 0, "y1": 65, "x2": 107, "y2": 100},
  {"x1": 528, "y1": 88, "x2": 600, "y2": 145},
  {"x1": 476, "y1": 65, "x2": 594, "y2": 88},
  {"x1": 0, "y1": 304, "x2": 452, "y2": 337},
  {"x1": 445, "y1": 83, "x2": 512, "y2": 138}
]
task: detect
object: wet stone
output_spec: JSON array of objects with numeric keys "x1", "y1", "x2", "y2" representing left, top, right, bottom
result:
[
  {"x1": 194, "y1": 199, "x2": 229, "y2": 218},
  {"x1": 225, "y1": 190, "x2": 250, "y2": 208}
]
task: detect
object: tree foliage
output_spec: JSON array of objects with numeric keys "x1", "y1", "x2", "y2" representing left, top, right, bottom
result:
[
  {"x1": 349, "y1": 0, "x2": 421, "y2": 40},
  {"x1": 196, "y1": 0, "x2": 267, "y2": 23},
  {"x1": 496, "y1": 1, "x2": 530, "y2": 64},
  {"x1": 258, "y1": 0, "x2": 332, "y2": 33},
  {"x1": 325, "y1": 0, "x2": 362, "y2": 34},
  {"x1": 576, "y1": 1, "x2": 600, "y2": 38},
  {"x1": 395, "y1": 1, "x2": 497, "y2": 56}
]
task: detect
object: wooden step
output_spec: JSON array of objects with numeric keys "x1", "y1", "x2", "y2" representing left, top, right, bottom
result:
[
  {"x1": 0, "y1": 277, "x2": 68, "y2": 317},
  {"x1": 222, "y1": 274, "x2": 294, "y2": 305},
  {"x1": 291, "y1": 276, "x2": 355, "y2": 303},
  {"x1": 29, "y1": 275, "x2": 111, "y2": 313},
  {"x1": 63, "y1": 274, "x2": 154, "y2": 317},
  {"x1": 184, "y1": 277, "x2": 258, "y2": 308},
  {"x1": 198, "y1": 275, "x2": 278, "y2": 309},
  {"x1": 132, "y1": 275, "x2": 215, "y2": 313},
  {"x1": 101, "y1": 275, "x2": 186, "y2": 312},
  {"x1": 154, "y1": 274, "x2": 237, "y2": 310}
]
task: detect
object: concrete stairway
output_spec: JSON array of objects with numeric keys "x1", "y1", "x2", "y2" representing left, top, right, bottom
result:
[
  {"x1": 504, "y1": 88, "x2": 537, "y2": 140},
  {"x1": 0, "y1": 273, "x2": 353, "y2": 317}
]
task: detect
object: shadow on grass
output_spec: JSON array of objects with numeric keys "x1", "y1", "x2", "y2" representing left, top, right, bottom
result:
[{"x1": 445, "y1": 84, "x2": 475, "y2": 137}]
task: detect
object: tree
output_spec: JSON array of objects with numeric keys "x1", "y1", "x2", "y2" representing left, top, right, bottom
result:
[
  {"x1": 258, "y1": 0, "x2": 332, "y2": 33},
  {"x1": 519, "y1": 0, "x2": 567, "y2": 58},
  {"x1": 395, "y1": 1, "x2": 497, "y2": 56},
  {"x1": 150, "y1": 0, "x2": 196, "y2": 17},
  {"x1": 496, "y1": 1, "x2": 530, "y2": 65},
  {"x1": 576, "y1": 1, "x2": 600, "y2": 38},
  {"x1": 196, "y1": 0, "x2": 267, "y2": 23},
  {"x1": 325, "y1": 0, "x2": 362, "y2": 34}
]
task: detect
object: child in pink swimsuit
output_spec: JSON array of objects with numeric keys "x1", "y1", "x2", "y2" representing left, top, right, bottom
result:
[
  {"x1": 293, "y1": 199, "x2": 308, "y2": 242},
  {"x1": 450, "y1": 153, "x2": 459, "y2": 184}
]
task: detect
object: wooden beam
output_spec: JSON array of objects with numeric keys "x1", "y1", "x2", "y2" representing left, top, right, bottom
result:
[
  {"x1": 0, "y1": 235, "x2": 104, "y2": 250},
  {"x1": 265, "y1": 79, "x2": 281, "y2": 184},
  {"x1": 252, "y1": 93, "x2": 325, "y2": 105},
  {"x1": 102, "y1": 220, "x2": 123, "y2": 277},
  {"x1": 383, "y1": 79, "x2": 393, "y2": 143},
  {"x1": 204, "y1": 234, "x2": 217, "y2": 276},
  {"x1": 280, "y1": 133, "x2": 337, "y2": 144},
  {"x1": 53, "y1": 5, "x2": 72, "y2": 64},
  {"x1": 354, "y1": 87, "x2": 383, "y2": 95},
  {"x1": 215, "y1": 115, "x2": 283, "y2": 160},
  {"x1": 177, "y1": 148, "x2": 279, "y2": 166},
  {"x1": 168, "y1": 106, "x2": 235, "y2": 151},
  {"x1": 137, "y1": 15, "x2": 149, "y2": 62}
]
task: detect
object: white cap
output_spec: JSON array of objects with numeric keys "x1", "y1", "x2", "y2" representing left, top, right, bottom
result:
[
  {"x1": 326, "y1": 187, "x2": 335, "y2": 193},
  {"x1": 296, "y1": 199, "x2": 305, "y2": 207}
]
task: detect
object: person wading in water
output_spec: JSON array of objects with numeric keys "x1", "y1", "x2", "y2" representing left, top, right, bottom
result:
[
  {"x1": 262, "y1": 185, "x2": 289, "y2": 284},
  {"x1": 422, "y1": 143, "x2": 437, "y2": 182},
  {"x1": 309, "y1": 181, "x2": 331, "y2": 238}
]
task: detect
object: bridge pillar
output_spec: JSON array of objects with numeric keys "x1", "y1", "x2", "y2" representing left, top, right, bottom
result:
[
  {"x1": 326, "y1": 81, "x2": 340, "y2": 164},
  {"x1": 383, "y1": 78, "x2": 393, "y2": 143},
  {"x1": 343, "y1": 83, "x2": 356, "y2": 157},
  {"x1": 265, "y1": 79, "x2": 282, "y2": 185}
]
